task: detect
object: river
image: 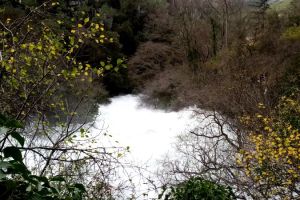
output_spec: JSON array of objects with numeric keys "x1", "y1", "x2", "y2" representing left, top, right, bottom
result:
[
  {"x1": 94, "y1": 94, "x2": 198, "y2": 199},
  {"x1": 22, "y1": 94, "x2": 198, "y2": 199}
]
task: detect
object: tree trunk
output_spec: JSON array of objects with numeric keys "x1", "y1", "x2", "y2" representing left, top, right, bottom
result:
[{"x1": 223, "y1": 0, "x2": 229, "y2": 48}]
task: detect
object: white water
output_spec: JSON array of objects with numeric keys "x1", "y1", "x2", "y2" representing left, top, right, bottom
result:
[{"x1": 94, "y1": 95, "x2": 198, "y2": 199}]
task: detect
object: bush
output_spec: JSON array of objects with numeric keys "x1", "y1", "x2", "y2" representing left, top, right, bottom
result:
[
  {"x1": 238, "y1": 96, "x2": 300, "y2": 199},
  {"x1": 0, "y1": 114, "x2": 86, "y2": 200},
  {"x1": 160, "y1": 177, "x2": 236, "y2": 200},
  {"x1": 282, "y1": 26, "x2": 300, "y2": 40}
]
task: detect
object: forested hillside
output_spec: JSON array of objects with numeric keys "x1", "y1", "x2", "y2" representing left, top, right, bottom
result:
[{"x1": 0, "y1": 0, "x2": 300, "y2": 199}]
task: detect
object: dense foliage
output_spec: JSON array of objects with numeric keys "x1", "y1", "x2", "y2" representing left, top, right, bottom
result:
[
  {"x1": 0, "y1": 1, "x2": 126, "y2": 199},
  {"x1": 161, "y1": 177, "x2": 236, "y2": 200},
  {"x1": 238, "y1": 95, "x2": 300, "y2": 199},
  {"x1": 1, "y1": 0, "x2": 300, "y2": 199},
  {"x1": 0, "y1": 115, "x2": 86, "y2": 200}
]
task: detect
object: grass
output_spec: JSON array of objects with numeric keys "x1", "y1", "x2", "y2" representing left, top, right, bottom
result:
[{"x1": 270, "y1": 0, "x2": 293, "y2": 12}]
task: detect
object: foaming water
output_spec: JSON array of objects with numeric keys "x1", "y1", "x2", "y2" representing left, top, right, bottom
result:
[
  {"x1": 96, "y1": 95, "x2": 196, "y2": 161},
  {"x1": 94, "y1": 95, "x2": 198, "y2": 199}
]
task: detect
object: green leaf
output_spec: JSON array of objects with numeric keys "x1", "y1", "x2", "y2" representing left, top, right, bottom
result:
[
  {"x1": 105, "y1": 64, "x2": 113, "y2": 70},
  {"x1": 0, "y1": 161, "x2": 12, "y2": 169},
  {"x1": 11, "y1": 120, "x2": 23, "y2": 128},
  {"x1": 26, "y1": 184, "x2": 32, "y2": 192},
  {"x1": 30, "y1": 175, "x2": 49, "y2": 185},
  {"x1": 3, "y1": 147, "x2": 22, "y2": 162},
  {"x1": 73, "y1": 183, "x2": 86, "y2": 192},
  {"x1": 50, "y1": 176, "x2": 66, "y2": 182},
  {"x1": 38, "y1": 187, "x2": 51, "y2": 195},
  {"x1": 84, "y1": 17, "x2": 89, "y2": 24},
  {"x1": 10, "y1": 131, "x2": 25, "y2": 146},
  {"x1": 0, "y1": 171, "x2": 6, "y2": 179},
  {"x1": 49, "y1": 186, "x2": 59, "y2": 194},
  {"x1": 117, "y1": 58, "x2": 123, "y2": 65},
  {"x1": 0, "y1": 114, "x2": 23, "y2": 128},
  {"x1": 9, "y1": 161, "x2": 29, "y2": 175}
]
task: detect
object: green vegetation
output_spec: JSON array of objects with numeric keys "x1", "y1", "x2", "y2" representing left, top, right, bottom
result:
[
  {"x1": 0, "y1": 1, "x2": 125, "y2": 199},
  {"x1": 270, "y1": 0, "x2": 293, "y2": 11},
  {"x1": 160, "y1": 178, "x2": 236, "y2": 200},
  {"x1": 0, "y1": 115, "x2": 86, "y2": 200},
  {"x1": 237, "y1": 96, "x2": 300, "y2": 199},
  {"x1": 1, "y1": 0, "x2": 300, "y2": 199},
  {"x1": 127, "y1": 0, "x2": 300, "y2": 199}
]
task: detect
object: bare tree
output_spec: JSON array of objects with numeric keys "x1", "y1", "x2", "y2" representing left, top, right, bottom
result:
[{"x1": 157, "y1": 109, "x2": 280, "y2": 199}]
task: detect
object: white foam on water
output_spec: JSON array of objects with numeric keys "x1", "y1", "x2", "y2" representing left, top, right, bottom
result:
[{"x1": 93, "y1": 95, "x2": 198, "y2": 199}]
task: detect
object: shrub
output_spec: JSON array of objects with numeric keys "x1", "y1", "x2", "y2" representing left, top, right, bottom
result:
[{"x1": 160, "y1": 177, "x2": 236, "y2": 200}]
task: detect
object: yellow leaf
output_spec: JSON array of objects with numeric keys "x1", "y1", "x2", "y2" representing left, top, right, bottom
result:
[
  {"x1": 96, "y1": 69, "x2": 102, "y2": 75},
  {"x1": 37, "y1": 44, "x2": 42, "y2": 51},
  {"x1": 84, "y1": 17, "x2": 89, "y2": 24},
  {"x1": 29, "y1": 43, "x2": 34, "y2": 51},
  {"x1": 85, "y1": 63, "x2": 91, "y2": 68},
  {"x1": 21, "y1": 44, "x2": 27, "y2": 49}
]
